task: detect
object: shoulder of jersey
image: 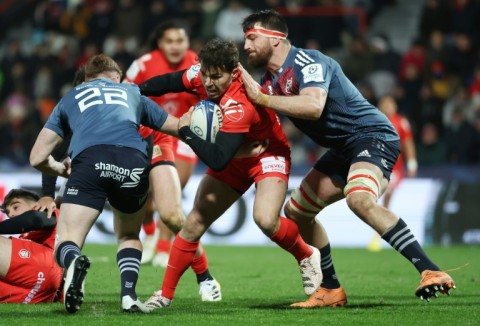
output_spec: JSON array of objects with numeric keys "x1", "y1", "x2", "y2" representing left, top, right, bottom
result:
[{"x1": 293, "y1": 48, "x2": 319, "y2": 67}]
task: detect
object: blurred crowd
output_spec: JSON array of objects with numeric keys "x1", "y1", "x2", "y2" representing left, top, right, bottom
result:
[{"x1": 0, "y1": 0, "x2": 479, "y2": 170}]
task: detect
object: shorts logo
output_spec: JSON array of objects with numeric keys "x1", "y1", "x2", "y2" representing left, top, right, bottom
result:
[
  {"x1": 260, "y1": 156, "x2": 287, "y2": 174},
  {"x1": 121, "y1": 167, "x2": 145, "y2": 188},
  {"x1": 23, "y1": 272, "x2": 45, "y2": 303},
  {"x1": 357, "y1": 150, "x2": 371, "y2": 158},
  {"x1": 66, "y1": 187, "x2": 78, "y2": 196},
  {"x1": 381, "y1": 158, "x2": 388, "y2": 169},
  {"x1": 19, "y1": 249, "x2": 30, "y2": 259},
  {"x1": 152, "y1": 145, "x2": 162, "y2": 159}
]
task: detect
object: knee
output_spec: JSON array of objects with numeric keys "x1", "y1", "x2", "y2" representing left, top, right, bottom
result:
[
  {"x1": 254, "y1": 214, "x2": 278, "y2": 235},
  {"x1": 346, "y1": 192, "x2": 376, "y2": 217},
  {"x1": 284, "y1": 183, "x2": 326, "y2": 223},
  {"x1": 159, "y1": 209, "x2": 184, "y2": 233},
  {"x1": 344, "y1": 168, "x2": 381, "y2": 217}
]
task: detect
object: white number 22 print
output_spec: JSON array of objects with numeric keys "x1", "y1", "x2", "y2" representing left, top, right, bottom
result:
[{"x1": 75, "y1": 87, "x2": 128, "y2": 112}]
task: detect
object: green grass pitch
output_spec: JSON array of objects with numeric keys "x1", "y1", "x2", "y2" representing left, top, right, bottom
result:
[{"x1": 1, "y1": 245, "x2": 478, "y2": 325}]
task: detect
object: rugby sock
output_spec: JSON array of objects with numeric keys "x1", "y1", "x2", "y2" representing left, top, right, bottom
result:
[
  {"x1": 156, "y1": 239, "x2": 171, "y2": 253},
  {"x1": 143, "y1": 220, "x2": 156, "y2": 236},
  {"x1": 117, "y1": 248, "x2": 141, "y2": 299},
  {"x1": 55, "y1": 241, "x2": 81, "y2": 268},
  {"x1": 382, "y1": 218, "x2": 440, "y2": 273},
  {"x1": 319, "y1": 243, "x2": 341, "y2": 289},
  {"x1": 191, "y1": 251, "x2": 214, "y2": 283},
  {"x1": 270, "y1": 217, "x2": 312, "y2": 262},
  {"x1": 161, "y1": 235, "x2": 198, "y2": 299}
]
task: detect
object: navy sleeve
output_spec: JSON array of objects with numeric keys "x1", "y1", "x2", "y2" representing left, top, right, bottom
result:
[
  {"x1": 179, "y1": 127, "x2": 245, "y2": 172},
  {"x1": 140, "y1": 96, "x2": 169, "y2": 131},
  {"x1": 139, "y1": 70, "x2": 187, "y2": 96},
  {"x1": 0, "y1": 211, "x2": 56, "y2": 234}
]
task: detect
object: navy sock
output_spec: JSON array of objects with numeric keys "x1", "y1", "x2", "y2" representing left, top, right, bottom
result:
[
  {"x1": 55, "y1": 241, "x2": 81, "y2": 269},
  {"x1": 382, "y1": 218, "x2": 439, "y2": 273},
  {"x1": 320, "y1": 243, "x2": 341, "y2": 289},
  {"x1": 117, "y1": 248, "x2": 142, "y2": 299},
  {"x1": 196, "y1": 270, "x2": 214, "y2": 284}
]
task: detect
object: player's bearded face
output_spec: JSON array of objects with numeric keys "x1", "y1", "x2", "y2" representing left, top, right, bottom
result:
[{"x1": 246, "y1": 37, "x2": 274, "y2": 68}]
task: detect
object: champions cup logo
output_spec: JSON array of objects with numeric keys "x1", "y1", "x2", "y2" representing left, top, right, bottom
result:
[
  {"x1": 19, "y1": 249, "x2": 31, "y2": 258},
  {"x1": 308, "y1": 65, "x2": 318, "y2": 74}
]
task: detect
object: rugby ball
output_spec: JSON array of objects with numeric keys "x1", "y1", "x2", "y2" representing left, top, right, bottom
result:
[{"x1": 190, "y1": 100, "x2": 223, "y2": 143}]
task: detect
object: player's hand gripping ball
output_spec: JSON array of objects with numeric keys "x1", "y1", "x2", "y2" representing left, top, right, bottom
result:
[{"x1": 190, "y1": 100, "x2": 223, "y2": 143}]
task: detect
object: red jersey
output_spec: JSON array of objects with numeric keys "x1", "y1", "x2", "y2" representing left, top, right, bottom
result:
[
  {"x1": 182, "y1": 64, "x2": 290, "y2": 154},
  {"x1": 389, "y1": 113, "x2": 413, "y2": 174},
  {"x1": 17, "y1": 208, "x2": 59, "y2": 250},
  {"x1": 125, "y1": 49, "x2": 199, "y2": 117}
]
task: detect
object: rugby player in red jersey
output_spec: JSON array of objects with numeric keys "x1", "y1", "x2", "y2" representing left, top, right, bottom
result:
[
  {"x1": 139, "y1": 38, "x2": 321, "y2": 311},
  {"x1": 0, "y1": 189, "x2": 63, "y2": 303}
]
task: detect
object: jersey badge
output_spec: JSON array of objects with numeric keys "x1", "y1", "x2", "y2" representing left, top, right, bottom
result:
[
  {"x1": 301, "y1": 64, "x2": 324, "y2": 83},
  {"x1": 222, "y1": 99, "x2": 244, "y2": 122},
  {"x1": 19, "y1": 249, "x2": 31, "y2": 259}
]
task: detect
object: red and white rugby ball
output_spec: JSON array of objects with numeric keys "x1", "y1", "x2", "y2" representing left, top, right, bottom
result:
[{"x1": 190, "y1": 100, "x2": 223, "y2": 143}]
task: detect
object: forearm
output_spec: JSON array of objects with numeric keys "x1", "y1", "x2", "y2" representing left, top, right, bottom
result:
[
  {"x1": 179, "y1": 127, "x2": 243, "y2": 172},
  {"x1": 34, "y1": 155, "x2": 68, "y2": 177},
  {"x1": 255, "y1": 92, "x2": 324, "y2": 120},
  {"x1": 0, "y1": 211, "x2": 56, "y2": 234},
  {"x1": 139, "y1": 70, "x2": 187, "y2": 97}
]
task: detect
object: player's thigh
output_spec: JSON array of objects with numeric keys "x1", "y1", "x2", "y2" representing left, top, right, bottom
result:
[
  {"x1": 349, "y1": 161, "x2": 389, "y2": 197},
  {"x1": 149, "y1": 164, "x2": 182, "y2": 218},
  {"x1": 304, "y1": 167, "x2": 344, "y2": 203},
  {"x1": 56, "y1": 203, "x2": 100, "y2": 248},
  {"x1": 175, "y1": 158, "x2": 196, "y2": 188},
  {"x1": 0, "y1": 236, "x2": 12, "y2": 277},
  {"x1": 112, "y1": 203, "x2": 146, "y2": 240},
  {"x1": 185, "y1": 175, "x2": 241, "y2": 232},
  {"x1": 253, "y1": 176, "x2": 287, "y2": 224}
]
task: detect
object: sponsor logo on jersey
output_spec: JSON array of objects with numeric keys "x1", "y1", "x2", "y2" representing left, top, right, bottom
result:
[
  {"x1": 18, "y1": 249, "x2": 30, "y2": 259},
  {"x1": 23, "y1": 272, "x2": 46, "y2": 304},
  {"x1": 260, "y1": 156, "x2": 287, "y2": 174},
  {"x1": 222, "y1": 99, "x2": 244, "y2": 122},
  {"x1": 285, "y1": 78, "x2": 293, "y2": 94},
  {"x1": 301, "y1": 64, "x2": 324, "y2": 83},
  {"x1": 186, "y1": 63, "x2": 201, "y2": 81}
]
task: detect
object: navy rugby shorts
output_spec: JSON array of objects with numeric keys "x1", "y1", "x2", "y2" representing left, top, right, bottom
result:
[
  {"x1": 314, "y1": 138, "x2": 400, "y2": 187},
  {"x1": 62, "y1": 145, "x2": 149, "y2": 213}
]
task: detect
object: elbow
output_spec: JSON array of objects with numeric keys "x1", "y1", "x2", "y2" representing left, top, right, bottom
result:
[
  {"x1": 308, "y1": 104, "x2": 323, "y2": 120},
  {"x1": 29, "y1": 154, "x2": 43, "y2": 169}
]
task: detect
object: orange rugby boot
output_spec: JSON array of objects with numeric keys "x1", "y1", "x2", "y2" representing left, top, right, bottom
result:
[{"x1": 290, "y1": 286, "x2": 347, "y2": 308}]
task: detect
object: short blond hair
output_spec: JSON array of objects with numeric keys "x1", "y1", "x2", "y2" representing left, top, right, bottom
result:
[{"x1": 84, "y1": 54, "x2": 122, "y2": 80}]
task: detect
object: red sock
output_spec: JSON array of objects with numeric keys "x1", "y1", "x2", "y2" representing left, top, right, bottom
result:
[
  {"x1": 156, "y1": 239, "x2": 171, "y2": 253},
  {"x1": 191, "y1": 250, "x2": 208, "y2": 275},
  {"x1": 270, "y1": 217, "x2": 312, "y2": 262},
  {"x1": 161, "y1": 235, "x2": 198, "y2": 299},
  {"x1": 143, "y1": 220, "x2": 156, "y2": 236}
]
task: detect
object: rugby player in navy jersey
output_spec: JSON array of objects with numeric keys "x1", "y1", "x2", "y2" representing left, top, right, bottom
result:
[
  {"x1": 29, "y1": 54, "x2": 179, "y2": 314},
  {"x1": 239, "y1": 9, "x2": 455, "y2": 307}
]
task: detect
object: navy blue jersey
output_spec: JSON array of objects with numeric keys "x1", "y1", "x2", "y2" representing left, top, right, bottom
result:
[
  {"x1": 261, "y1": 46, "x2": 399, "y2": 148},
  {"x1": 45, "y1": 78, "x2": 169, "y2": 159}
]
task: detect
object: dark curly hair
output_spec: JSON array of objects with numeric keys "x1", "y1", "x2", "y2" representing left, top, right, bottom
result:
[
  {"x1": 198, "y1": 38, "x2": 239, "y2": 73},
  {"x1": 0, "y1": 189, "x2": 39, "y2": 214}
]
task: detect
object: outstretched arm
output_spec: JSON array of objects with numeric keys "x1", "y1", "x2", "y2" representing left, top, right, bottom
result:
[
  {"x1": 0, "y1": 211, "x2": 56, "y2": 234},
  {"x1": 139, "y1": 70, "x2": 188, "y2": 97}
]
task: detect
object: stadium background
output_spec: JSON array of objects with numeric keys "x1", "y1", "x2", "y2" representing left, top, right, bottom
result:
[{"x1": 1, "y1": 0, "x2": 479, "y2": 246}]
